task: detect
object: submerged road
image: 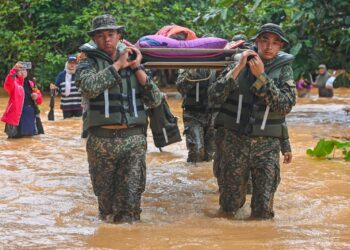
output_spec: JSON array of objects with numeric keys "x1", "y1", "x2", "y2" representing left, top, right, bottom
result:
[{"x1": 0, "y1": 88, "x2": 349, "y2": 249}]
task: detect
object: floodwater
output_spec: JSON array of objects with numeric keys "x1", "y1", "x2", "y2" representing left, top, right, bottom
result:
[{"x1": 0, "y1": 87, "x2": 349, "y2": 249}]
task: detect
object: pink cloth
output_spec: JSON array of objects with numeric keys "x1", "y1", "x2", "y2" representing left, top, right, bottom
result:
[{"x1": 135, "y1": 35, "x2": 228, "y2": 56}]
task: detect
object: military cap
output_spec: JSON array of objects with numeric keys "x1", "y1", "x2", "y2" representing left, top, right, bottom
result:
[
  {"x1": 251, "y1": 23, "x2": 289, "y2": 45},
  {"x1": 318, "y1": 64, "x2": 327, "y2": 69},
  {"x1": 87, "y1": 14, "x2": 124, "y2": 36},
  {"x1": 232, "y1": 34, "x2": 247, "y2": 42},
  {"x1": 67, "y1": 54, "x2": 77, "y2": 62}
]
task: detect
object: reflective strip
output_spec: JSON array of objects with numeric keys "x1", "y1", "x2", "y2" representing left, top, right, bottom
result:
[
  {"x1": 236, "y1": 94, "x2": 243, "y2": 124},
  {"x1": 162, "y1": 128, "x2": 169, "y2": 143},
  {"x1": 132, "y1": 88, "x2": 138, "y2": 117},
  {"x1": 261, "y1": 106, "x2": 270, "y2": 130},
  {"x1": 104, "y1": 89, "x2": 109, "y2": 118},
  {"x1": 85, "y1": 43, "x2": 96, "y2": 49},
  {"x1": 196, "y1": 82, "x2": 199, "y2": 102}
]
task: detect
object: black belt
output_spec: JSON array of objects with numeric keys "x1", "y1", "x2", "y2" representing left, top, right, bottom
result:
[{"x1": 89, "y1": 126, "x2": 145, "y2": 138}]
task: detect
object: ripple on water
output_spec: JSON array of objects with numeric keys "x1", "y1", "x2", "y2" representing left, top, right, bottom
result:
[
  {"x1": 1, "y1": 92, "x2": 350, "y2": 249},
  {"x1": 288, "y1": 104, "x2": 350, "y2": 124}
]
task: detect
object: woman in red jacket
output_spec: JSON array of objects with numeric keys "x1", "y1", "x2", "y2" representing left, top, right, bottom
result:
[{"x1": 1, "y1": 62, "x2": 43, "y2": 138}]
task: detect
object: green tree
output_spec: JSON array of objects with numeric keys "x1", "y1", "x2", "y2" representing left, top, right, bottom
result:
[
  {"x1": 195, "y1": 0, "x2": 350, "y2": 79},
  {"x1": 1, "y1": 0, "x2": 348, "y2": 88},
  {"x1": 0, "y1": 0, "x2": 207, "y2": 88}
]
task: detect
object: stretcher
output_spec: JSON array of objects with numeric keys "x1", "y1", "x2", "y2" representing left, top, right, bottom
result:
[{"x1": 140, "y1": 48, "x2": 245, "y2": 69}]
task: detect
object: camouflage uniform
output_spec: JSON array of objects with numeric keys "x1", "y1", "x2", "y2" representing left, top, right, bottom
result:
[
  {"x1": 208, "y1": 24, "x2": 296, "y2": 219},
  {"x1": 244, "y1": 137, "x2": 292, "y2": 195},
  {"x1": 213, "y1": 126, "x2": 226, "y2": 188},
  {"x1": 75, "y1": 14, "x2": 162, "y2": 223},
  {"x1": 214, "y1": 129, "x2": 292, "y2": 195},
  {"x1": 86, "y1": 133, "x2": 147, "y2": 221},
  {"x1": 176, "y1": 69, "x2": 217, "y2": 163},
  {"x1": 77, "y1": 56, "x2": 161, "y2": 222}
]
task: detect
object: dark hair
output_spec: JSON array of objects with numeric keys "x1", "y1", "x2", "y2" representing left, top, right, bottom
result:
[{"x1": 116, "y1": 27, "x2": 126, "y2": 39}]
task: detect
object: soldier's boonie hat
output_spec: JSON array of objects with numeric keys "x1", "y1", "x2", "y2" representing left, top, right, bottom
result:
[
  {"x1": 318, "y1": 64, "x2": 327, "y2": 69},
  {"x1": 87, "y1": 14, "x2": 124, "y2": 36},
  {"x1": 251, "y1": 23, "x2": 289, "y2": 45}
]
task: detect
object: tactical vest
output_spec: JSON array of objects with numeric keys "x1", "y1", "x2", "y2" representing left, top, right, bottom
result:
[
  {"x1": 183, "y1": 69, "x2": 218, "y2": 112},
  {"x1": 82, "y1": 46, "x2": 147, "y2": 129},
  {"x1": 215, "y1": 52, "x2": 294, "y2": 139}
]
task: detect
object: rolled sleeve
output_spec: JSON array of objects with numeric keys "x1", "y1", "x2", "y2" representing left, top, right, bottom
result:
[
  {"x1": 251, "y1": 72, "x2": 270, "y2": 91},
  {"x1": 140, "y1": 77, "x2": 162, "y2": 108}
]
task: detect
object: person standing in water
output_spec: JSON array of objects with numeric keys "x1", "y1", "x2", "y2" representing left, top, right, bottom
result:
[
  {"x1": 2, "y1": 62, "x2": 43, "y2": 138},
  {"x1": 75, "y1": 14, "x2": 162, "y2": 223},
  {"x1": 313, "y1": 64, "x2": 333, "y2": 98},
  {"x1": 209, "y1": 23, "x2": 296, "y2": 219}
]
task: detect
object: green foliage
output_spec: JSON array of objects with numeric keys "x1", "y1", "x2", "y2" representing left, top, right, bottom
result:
[
  {"x1": 0, "y1": 0, "x2": 89, "y2": 89},
  {"x1": 344, "y1": 150, "x2": 350, "y2": 161},
  {"x1": 334, "y1": 73, "x2": 350, "y2": 88},
  {"x1": 195, "y1": 0, "x2": 350, "y2": 79},
  {"x1": 306, "y1": 139, "x2": 350, "y2": 161},
  {"x1": 0, "y1": 0, "x2": 206, "y2": 89}
]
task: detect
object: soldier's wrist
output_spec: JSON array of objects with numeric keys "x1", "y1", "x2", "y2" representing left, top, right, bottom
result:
[
  {"x1": 253, "y1": 72, "x2": 269, "y2": 90},
  {"x1": 131, "y1": 64, "x2": 145, "y2": 74}
]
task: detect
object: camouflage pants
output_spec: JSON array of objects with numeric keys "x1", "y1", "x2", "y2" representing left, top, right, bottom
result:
[
  {"x1": 213, "y1": 127, "x2": 226, "y2": 186},
  {"x1": 86, "y1": 133, "x2": 147, "y2": 222},
  {"x1": 218, "y1": 130, "x2": 281, "y2": 219},
  {"x1": 183, "y1": 112, "x2": 216, "y2": 162}
]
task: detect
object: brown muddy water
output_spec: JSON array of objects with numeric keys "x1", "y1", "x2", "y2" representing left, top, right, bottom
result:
[{"x1": 0, "y1": 87, "x2": 349, "y2": 249}]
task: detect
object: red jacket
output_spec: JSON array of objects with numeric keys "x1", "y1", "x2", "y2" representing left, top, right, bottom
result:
[{"x1": 1, "y1": 68, "x2": 42, "y2": 126}]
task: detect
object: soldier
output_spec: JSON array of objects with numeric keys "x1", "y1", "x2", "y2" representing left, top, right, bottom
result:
[
  {"x1": 176, "y1": 69, "x2": 218, "y2": 163},
  {"x1": 208, "y1": 23, "x2": 296, "y2": 219},
  {"x1": 75, "y1": 14, "x2": 162, "y2": 223}
]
